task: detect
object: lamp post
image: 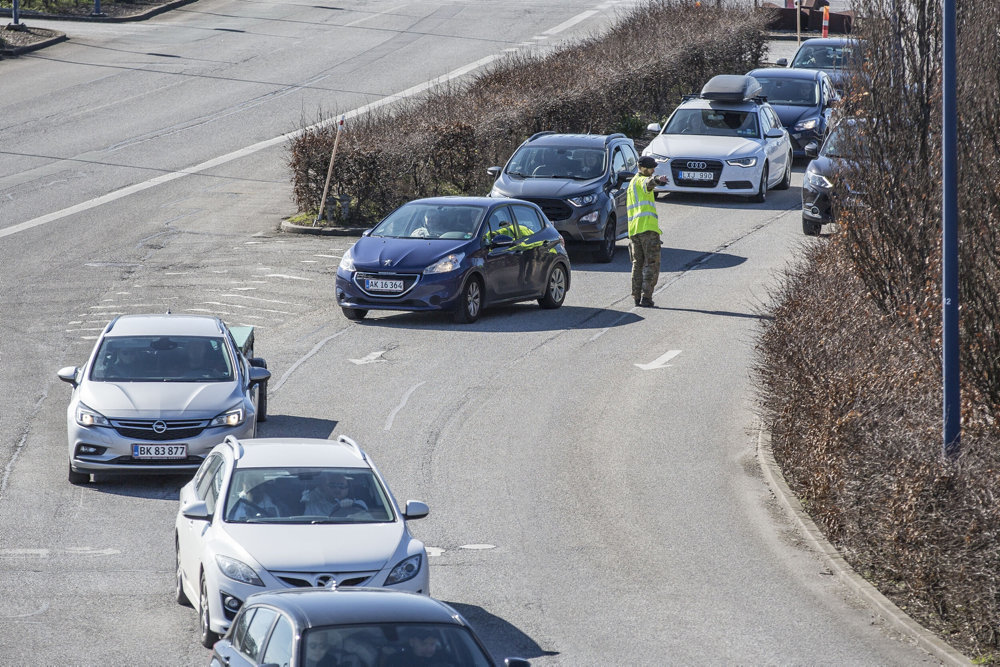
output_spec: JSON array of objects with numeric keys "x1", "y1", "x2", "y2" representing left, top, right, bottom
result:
[
  {"x1": 942, "y1": 0, "x2": 960, "y2": 457},
  {"x1": 91, "y1": 0, "x2": 106, "y2": 17}
]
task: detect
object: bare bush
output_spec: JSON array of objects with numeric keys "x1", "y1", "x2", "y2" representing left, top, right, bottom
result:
[{"x1": 287, "y1": 0, "x2": 769, "y2": 225}]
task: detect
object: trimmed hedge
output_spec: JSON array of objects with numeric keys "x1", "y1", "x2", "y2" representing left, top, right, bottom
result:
[{"x1": 287, "y1": 0, "x2": 769, "y2": 225}]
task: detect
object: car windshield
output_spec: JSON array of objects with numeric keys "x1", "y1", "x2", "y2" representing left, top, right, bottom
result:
[
  {"x1": 664, "y1": 108, "x2": 760, "y2": 139},
  {"x1": 302, "y1": 623, "x2": 491, "y2": 667},
  {"x1": 505, "y1": 146, "x2": 606, "y2": 179},
  {"x1": 369, "y1": 204, "x2": 484, "y2": 240},
  {"x1": 791, "y1": 44, "x2": 859, "y2": 70},
  {"x1": 90, "y1": 336, "x2": 233, "y2": 382},
  {"x1": 821, "y1": 121, "x2": 867, "y2": 159},
  {"x1": 224, "y1": 467, "x2": 395, "y2": 524},
  {"x1": 755, "y1": 77, "x2": 817, "y2": 106}
]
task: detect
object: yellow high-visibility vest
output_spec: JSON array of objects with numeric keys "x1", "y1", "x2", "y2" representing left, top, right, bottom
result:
[{"x1": 626, "y1": 174, "x2": 661, "y2": 237}]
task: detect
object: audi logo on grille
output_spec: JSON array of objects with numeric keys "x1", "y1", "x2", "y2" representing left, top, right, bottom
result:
[
  {"x1": 152, "y1": 421, "x2": 168, "y2": 434},
  {"x1": 685, "y1": 161, "x2": 708, "y2": 170}
]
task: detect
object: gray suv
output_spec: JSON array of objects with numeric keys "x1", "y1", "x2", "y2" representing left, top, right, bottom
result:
[
  {"x1": 57, "y1": 313, "x2": 270, "y2": 484},
  {"x1": 488, "y1": 132, "x2": 639, "y2": 263}
]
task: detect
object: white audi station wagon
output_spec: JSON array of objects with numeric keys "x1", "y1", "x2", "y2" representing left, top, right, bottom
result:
[{"x1": 642, "y1": 74, "x2": 793, "y2": 203}]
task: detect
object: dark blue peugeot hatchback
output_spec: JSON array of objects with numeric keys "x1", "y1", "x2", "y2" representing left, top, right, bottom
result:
[{"x1": 335, "y1": 196, "x2": 571, "y2": 323}]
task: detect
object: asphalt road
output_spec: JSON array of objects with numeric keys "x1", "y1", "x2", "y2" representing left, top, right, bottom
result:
[{"x1": 0, "y1": 1, "x2": 939, "y2": 665}]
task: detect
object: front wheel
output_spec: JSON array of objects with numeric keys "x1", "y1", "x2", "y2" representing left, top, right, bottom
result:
[
  {"x1": 68, "y1": 464, "x2": 89, "y2": 485},
  {"x1": 751, "y1": 164, "x2": 768, "y2": 203},
  {"x1": 775, "y1": 153, "x2": 792, "y2": 190},
  {"x1": 454, "y1": 277, "x2": 483, "y2": 323},
  {"x1": 342, "y1": 307, "x2": 367, "y2": 321},
  {"x1": 593, "y1": 218, "x2": 617, "y2": 263},
  {"x1": 199, "y1": 573, "x2": 219, "y2": 648},
  {"x1": 538, "y1": 264, "x2": 568, "y2": 309}
]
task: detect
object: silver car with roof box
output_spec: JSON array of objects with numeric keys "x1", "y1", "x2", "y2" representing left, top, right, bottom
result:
[{"x1": 57, "y1": 313, "x2": 270, "y2": 484}]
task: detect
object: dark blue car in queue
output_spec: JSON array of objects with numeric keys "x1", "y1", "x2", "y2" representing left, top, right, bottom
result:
[
  {"x1": 746, "y1": 67, "x2": 840, "y2": 158},
  {"x1": 335, "y1": 196, "x2": 571, "y2": 323}
]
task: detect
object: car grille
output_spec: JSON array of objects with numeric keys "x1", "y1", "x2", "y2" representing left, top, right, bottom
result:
[
  {"x1": 353, "y1": 272, "x2": 420, "y2": 298},
  {"x1": 521, "y1": 198, "x2": 572, "y2": 221},
  {"x1": 107, "y1": 455, "x2": 205, "y2": 466},
  {"x1": 273, "y1": 571, "x2": 375, "y2": 588},
  {"x1": 112, "y1": 418, "x2": 207, "y2": 441},
  {"x1": 670, "y1": 159, "x2": 724, "y2": 188}
]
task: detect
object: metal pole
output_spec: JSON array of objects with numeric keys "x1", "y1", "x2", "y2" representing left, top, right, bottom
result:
[
  {"x1": 942, "y1": 0, "x2": 960, "y2": 457},
  {"x1": 315, "y1": 115, "x2": 346, "y2": 226},
  {"x1": 12, "y1": 0, "x2": 20, "y2": 25},
  {"x1": 91, "y1": 0, "x2": 106, "y2": 17}
]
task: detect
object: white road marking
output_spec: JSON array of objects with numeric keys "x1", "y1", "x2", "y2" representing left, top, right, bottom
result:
[
  {"x1": 264, "y1": 274, "x2": 313, "y2": 281},
  {"x1": 425, "y1": 546, "x2": 445, "y2": 557},
  {"x1": 384, "y1": 381, "x2": 425, "y2": 431},
  {"x1": 350, "y1": 350, "x2": 386, "y2": 365},
  {"x1": 459, "y1": 544, "x2": 496, "y2": 550},
  {"x1": 270, "y1": 328, "x2": 351, "y2": 393},
  {"x1": 635, "y1": 349, "x2": 682, "y2": 370},
  {"x1": 542, "y1": 10, "x2": 598, "y2": 35}
]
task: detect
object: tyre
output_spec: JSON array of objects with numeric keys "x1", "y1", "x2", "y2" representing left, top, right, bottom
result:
[
  {"x1": 593, "y1": 217, "x2": 617, "y2": 263},
  {"x1": 342, "y1": 307, "x2": 367, "y2": 321},
  {"x1": 802, "y1": 218, "x2": 822, "y2": 236},
  {"x1": 175, "y1": 540, "x2": 191, "y2": 607},
  {"x1": 256, "y1": 380, "x2": 268, "y2": 423},
  {"x1": 68, "y1": 464, "x2": 88, "y2": 485},
  {"x1": 538, "y1": 264, "x2": 568, "y2": 309},
  {"x1": 199, "y1": 573, "x2": 219, "y2": 648},
  {"x1": 453, "y1": 277, "x2": 483, "y2": 323},
  {"x1": 775, "y1": 154, "x2": 792, "y2": 190},
  {"x1": 751, "y1": 164, "x2": 768, "y2": 203}
]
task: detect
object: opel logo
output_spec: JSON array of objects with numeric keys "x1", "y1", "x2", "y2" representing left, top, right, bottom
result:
[
  {"x1": 686, "y1": 161, "x2": 708, "y2": 170},
  {"x1": 152, "y1": 421, "x2": 167, "y2": 434},
  {"x1": 315, "y1": 574, "x2": 337, "y2": 588}
]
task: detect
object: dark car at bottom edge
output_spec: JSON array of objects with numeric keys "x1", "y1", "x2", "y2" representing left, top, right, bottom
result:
[
  {"x1": 209, "y1": 587, "x2": 530, "y2": 667},
  {"x1": 335, "y1": 196, "x2": 570, "y2": 324}
]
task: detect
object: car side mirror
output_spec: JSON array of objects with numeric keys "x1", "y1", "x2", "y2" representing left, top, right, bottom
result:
[
  {"x1": 617, "y1": 170, "x2": 636, "y2": 185},
  {"x1": 766, "y1": 128, "x2": 785, "y2": 139},
  {"x1": 487, "y1": 166, "x2": 501, "y2": 179},
  {"x1": 249, "y1": 366, "x2": 271, "y2": 385},
  {"x1": 57, "y1": 366, "x2": 80, "y2": 386},
  {"x1": 804, "y1": 141, "x2": 819, "y2": 158},
  {"x1": 403, "y1": 500, "x2": 429, "y2": 520},
  {"x1": 505, "y1": 659, "x2": 531, "y2": 667},
  {"x1": 646, "y1": 122, "x2": 662, "y2": 133},
  {"x1": 182, "y1": 500, "x2": 211, "y2": 521},
  {"x1": 362, "y1": 228, "x2": 373, "y2": 237},
  {"x1": 490, "y1": 234, "x2": 515, "y2": 248},
  {"x1": 776, "y1": 57, "x2": 788, "y2": 67}
]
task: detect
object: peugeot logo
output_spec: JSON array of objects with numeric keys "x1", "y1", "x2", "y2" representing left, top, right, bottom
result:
[
  {"x1": 152, "y1": 421, "x2": 167, "y2": 434},
  {"x1": 383, "y1": 259, "x2": 393, "y2": 267},
  {"x1": 315, "y1": 574, "x2": 337, "y2": 588},
  {"x1": 686, "y1": 161, "x2": 708, "y2": 170}
]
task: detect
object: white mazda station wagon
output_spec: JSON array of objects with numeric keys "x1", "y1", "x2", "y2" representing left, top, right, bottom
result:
[
  {"x1": 642, "y1": 74, "x2": 793, "y2": 203},
  {"x1": 174, "y1": 435, "x2": 431, "y2": 648}
]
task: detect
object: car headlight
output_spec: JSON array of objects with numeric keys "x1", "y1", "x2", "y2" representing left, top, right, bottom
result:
[
  {"x1": 726, "y1": 157, "x2": 758, "y2": 168},
  {"x1": 805, "y1": 170, "x2": 833, "y2": 189},
  {"x1": 385, "y1": 554, "x2": 422, "y2": 585},
  {"x1": 210, "y1": 406, "x2": 245, "y2": 428},
  {"x1": 568, "y1": 193, "x2": 598, "y2": 207},
  {"x1": 794, "y1": 118, "x2": 819, "y2": 132},
  {"x1": 646, "y1": 152, "x2": 669, "y2": 162},
  {"x1": 338, "y1": 247, "x2": 355, "y2": 272},
  {"x1": 423, "y1": 253, "x2": 465, "y2": 275},
  {"x1": 75, "y1": 403, "x2": 110, "y2": 427},
  {"x1": 215, "y1": 555, "x2": 264, "y2": 586}
]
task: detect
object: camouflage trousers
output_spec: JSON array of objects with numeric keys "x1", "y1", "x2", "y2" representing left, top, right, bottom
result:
[{"x1": 629, "y1": 230, "x2": 661, "y2": 301}]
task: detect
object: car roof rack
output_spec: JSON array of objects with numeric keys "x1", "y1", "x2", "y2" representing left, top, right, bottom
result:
[
  {"x1": 224, "y1": 435, "x2": 244, "y2": 460},
  {"x1": 336, "y1": 434, "x2": 367, "y2": 461},
  {"x1": 700, "y1": 74, "x2": 763, "y2": 102},
  {"x1": 527, "y1": 131, "x2": 555, "y2": 142}
]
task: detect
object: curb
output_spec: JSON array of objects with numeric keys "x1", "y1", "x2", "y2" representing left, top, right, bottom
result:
[
  {"x1": 1, "y1": 28, "x2": 66, "y2": 54},
  {"x1": 756, "y1": 426, "x2": 972, "y2": 666},
  {"x1": 280, "y1": 219, "x2": 366, "y2": 237},
  {"x1": 0, "y1": 0, "x2": 196, "y2": 23}
]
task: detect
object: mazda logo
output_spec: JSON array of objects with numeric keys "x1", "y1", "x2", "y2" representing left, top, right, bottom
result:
[
  {"x1": 686, "y1": 161, "x2": 708, "y2": 170},
  {"x1": 315, "y1": 574, "x2": 337, "y2": 588},
  {"x1": 152, "y1": 421, "x2": 167, "y2": 434}
]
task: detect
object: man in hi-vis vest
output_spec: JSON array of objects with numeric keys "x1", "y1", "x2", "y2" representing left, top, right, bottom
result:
[{"x1": 627, "y1": 156, "x2": 667, "y2": 307}]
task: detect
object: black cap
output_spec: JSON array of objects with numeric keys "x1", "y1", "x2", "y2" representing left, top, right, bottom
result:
[{"x1": 638, "y1": 156, "x2": 657, "y2": 169}]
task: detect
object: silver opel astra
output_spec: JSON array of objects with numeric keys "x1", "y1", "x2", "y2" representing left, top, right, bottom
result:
[{"x1": 57, "y1": 313, "x2": 270, "y2": 484}]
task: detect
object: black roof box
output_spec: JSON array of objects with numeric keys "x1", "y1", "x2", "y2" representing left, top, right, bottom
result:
[{"x1": 700, "y1": 74, "x2": 762, "y2": 101}]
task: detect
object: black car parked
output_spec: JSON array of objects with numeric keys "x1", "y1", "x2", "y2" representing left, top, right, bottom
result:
[
  {"x1": 801, "y1": 117, "x2": 865, "y2": 235},
  {"x1": 488, "y1": 132, "x2": 639, "y2": 263}
]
